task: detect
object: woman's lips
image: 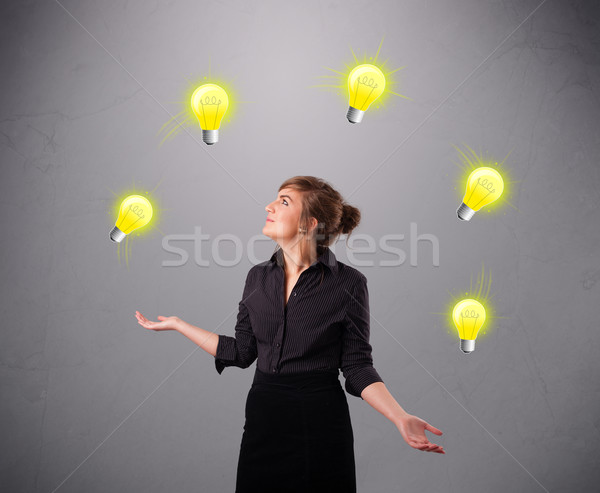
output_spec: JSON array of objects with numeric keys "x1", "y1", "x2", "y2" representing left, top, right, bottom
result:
[{"x1": 266, "y1": 219, "x2": 274, "y2": 222}]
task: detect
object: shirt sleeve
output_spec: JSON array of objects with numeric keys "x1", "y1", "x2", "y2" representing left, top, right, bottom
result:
[
  {"x1": 214, "y1": 268, "x2": 258, "y2": 374},
  {"x1": 340, "y1": 274, "x2": 384, "y2": 399}
]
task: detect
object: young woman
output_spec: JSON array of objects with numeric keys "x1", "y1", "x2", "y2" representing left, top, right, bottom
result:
[{"x1": 136, "y1": 176, "x2": 445, "y2": 493}]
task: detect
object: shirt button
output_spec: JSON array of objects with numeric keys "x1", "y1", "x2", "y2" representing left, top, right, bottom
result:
[
  {"x1": 272, "y1": 367, "x2": 277, "y2": 373},
  {"x1": 293, "y1": 292, "x2": 296, "y2": 296},
  {"x1": 276, "y1": 343, "x2": 280, "y2": 347}
]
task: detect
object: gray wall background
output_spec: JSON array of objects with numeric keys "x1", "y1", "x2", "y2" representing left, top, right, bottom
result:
[{"x1": 1, "y1": 0, "x2": 599, "y2": 492}]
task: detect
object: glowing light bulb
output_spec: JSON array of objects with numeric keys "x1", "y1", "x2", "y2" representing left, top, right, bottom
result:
[
  {"x1": 457, "y1": 167, "x2": 504, "y2": 221},
  {"x1": 452, "y1": 299, "x2": 486, "y2": 354},
  {"x1": 191, "y1": 83, "x2": 229, "y2": 145},
  {"x1": 109, "y1": 195, "x2": 153, "y2": 243},
  {"x1": 346, "y1": 64, "x2": 386, "y2": 123}
]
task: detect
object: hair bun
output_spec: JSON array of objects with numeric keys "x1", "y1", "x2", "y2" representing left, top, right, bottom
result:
[{"x1": 339, "y1": 203, "x2": 360, "y2": 235}]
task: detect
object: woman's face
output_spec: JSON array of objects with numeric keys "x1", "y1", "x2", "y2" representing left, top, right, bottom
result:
[{"x1": 263, "y1": 188, "x2": 303, "y2": 244}]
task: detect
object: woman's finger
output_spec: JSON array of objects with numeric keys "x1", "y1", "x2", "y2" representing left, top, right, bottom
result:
[
  {"x1": 413, "y1": 441, "x2": 429, "y2": 450},
  {"x1": 425, "y1": 423, "x2": 443, "y2": 435},
  {"x1": 137, "y1": 313, "x2": 156, "y2": 326},
  {"x1": 136, "y1": 316, "x2": 157, "y2": 328},
  {"x1": 419, "y1": 442, "x2": 440, "y2": 452},
  {"x1": 138, "y1": 318, "x2": 171, "y2": 331}
]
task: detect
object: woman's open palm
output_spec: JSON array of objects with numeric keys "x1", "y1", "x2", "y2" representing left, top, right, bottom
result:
[
  {"x1": 135, "y1": 311, "x2": 181, "y2": 332},
  {"x1": 396, "y1": 414, "x2": 445, "y2": 454}
]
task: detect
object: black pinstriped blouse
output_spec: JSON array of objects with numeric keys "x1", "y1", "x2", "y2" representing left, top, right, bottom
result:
[{"x1": 214, "y1": 246, "x2": 384, "y2": 400}]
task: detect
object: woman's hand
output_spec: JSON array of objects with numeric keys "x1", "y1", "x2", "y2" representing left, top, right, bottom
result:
[
  {"x1": 135, "y1": 311, "x2": 183, "y2": 333},
  {"x1": 395, "y1": 414, "x2": 446, "y2": 454}
]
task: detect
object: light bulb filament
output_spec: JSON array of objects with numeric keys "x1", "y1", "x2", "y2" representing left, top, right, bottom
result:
[
  {"x1": 478, "y1": 177, "x2": 496, "y2": 191},
  {"x1": 117, "y1": 205, "x2": 147, "y2": 230},
  {"x1": 198, "y1": 98, "x2": 222, "y2": 129},
  {"x1": 360, "y1": 75, "x2": 378, "y2": 89},
  {"x1": 353, "y1": 78, "x2": 378, "y2": 110},
  {"x1": 460, "y1": 312, "x2": 479, "y2": 338},
  {"x1": 465, "y1": 179, "x2": 497, "y2": 209}
]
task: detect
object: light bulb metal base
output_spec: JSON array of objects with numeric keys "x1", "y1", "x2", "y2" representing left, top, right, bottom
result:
[
  {"x1": 346, "y1": 106, "x2": 364, "y2": 124},
  {"x1": 110, "y1": 226, "x2": 126, "y2": 243},
  {"x1": 457, "y1": 202, "x2": 475, "y2": 221},
  {"x1": 202, "y1": 129, "x2": 218, "y2": 145},
  {"x1": 459, "y1": 339, "x2": 475, "y2": 354}
]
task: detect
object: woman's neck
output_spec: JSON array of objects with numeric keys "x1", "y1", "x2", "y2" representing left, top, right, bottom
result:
[{"x1": 281, "y1": 245, "x2": 318, "y2": 276}]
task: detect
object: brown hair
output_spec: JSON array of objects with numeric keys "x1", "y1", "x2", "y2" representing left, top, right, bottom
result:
[{"x1": 273, "y1": 176, "x2": 361, "y2": 284}]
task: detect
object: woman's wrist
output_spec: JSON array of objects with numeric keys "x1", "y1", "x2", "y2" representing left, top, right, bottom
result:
[
  {"x1": 393, "y1": 411, "x2": 410, "y2": 426},
  {"x1": 174, "y1": 317, "x2": 187, "y2": 332}
]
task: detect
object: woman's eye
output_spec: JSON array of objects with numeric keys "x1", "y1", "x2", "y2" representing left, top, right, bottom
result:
[{"x1": 282, "y1": 200, "x2": 288, "y2": 205}]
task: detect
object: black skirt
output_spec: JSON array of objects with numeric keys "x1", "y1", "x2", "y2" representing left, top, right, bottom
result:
[{"x1": 235, "y1": 368, "x2": 356, "y2": 493}]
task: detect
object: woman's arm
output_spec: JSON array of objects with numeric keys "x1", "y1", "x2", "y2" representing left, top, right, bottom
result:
[
  {"x1": 177, "y1": 320, "x2": 219, "y2": 357},
  {"x1": 361, "y1": 381, "x2": 408, "y2": 422},
  {"x1": 136, "y1": 310, "x2": 258, "y2": 372},
  {"x1": 136, "y1": 267, "x2": 258, "y2": 373},
  {"x1": 340, "y1": 275, "x2": 385, "y2": 398},
  {"x1": 361, "y1": 381, "x2": 446, "y2": 454}
]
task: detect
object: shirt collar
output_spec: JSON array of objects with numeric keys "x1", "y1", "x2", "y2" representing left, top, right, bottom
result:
[{"x1": 269, "y1": 246, "x2": 338, "y2": 274}]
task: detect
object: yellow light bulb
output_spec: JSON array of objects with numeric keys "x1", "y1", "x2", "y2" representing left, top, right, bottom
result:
[
  {"x1": 452, "y1": 299, "x2": 486, "y2": 353},
  {"x1": 346, "y1": 64, "x2": 386, "y2": 123},
  {"x1": 191, "y1": 83, "x2": 229, "y2": 145},
  {"x1": 109, "y1": 195, "x2": 153, "y2": 243},
  {"x1": 457, "y1": 167, "x2": 504, "y2": 221}
]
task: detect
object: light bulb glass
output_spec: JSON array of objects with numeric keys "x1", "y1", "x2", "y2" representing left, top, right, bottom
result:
[
  {"x1": 452, "y1": 298, "x2": 486, "y2": 353},
  {"x1": 110, "y1": 195, "x2": 153, "y2": 243},
  {"x1": 457, "y1": 167, "x2": 504, "y2": 220},
  {"x1": 346, "y1": 64, "x2": 386, "y2": 123},
  {"x1": 191, "y1": 83, "x2": 229, "y2": 144}
]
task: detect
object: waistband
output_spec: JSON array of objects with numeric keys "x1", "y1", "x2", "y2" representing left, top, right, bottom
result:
[{"x1": 252, "y1": 367, "x2": 340, "y2": 391}]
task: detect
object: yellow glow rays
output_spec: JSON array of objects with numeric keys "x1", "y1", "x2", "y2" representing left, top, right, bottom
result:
[
  {"x1": 107, "y1": 179, "x2": 166, "y2": 269},
  {"x1": 435, "y1": 263, "x2": 508, "y2": 354},
  {"x1": 157, "y1": 60, "x2": 239, "y2": 147},
  {"x1": 313, "y1": 36, "x2": 412, "y2": 123},
  {"x1": 452, "y1": 144, "x2": 520, "y2": 220}
]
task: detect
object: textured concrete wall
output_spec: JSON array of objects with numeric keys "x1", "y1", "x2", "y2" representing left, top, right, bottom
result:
[{"x1": 1, "y1": 1, "x2": 599, "y2": 492}]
